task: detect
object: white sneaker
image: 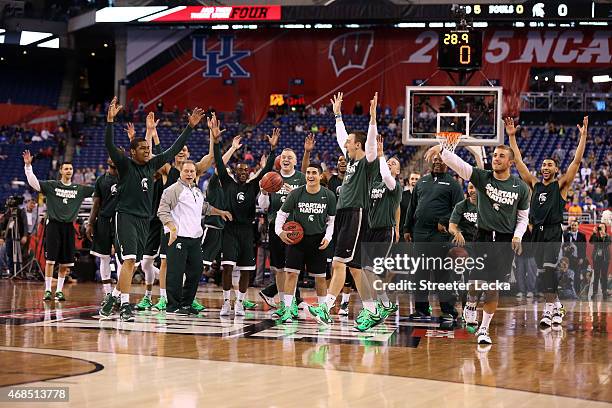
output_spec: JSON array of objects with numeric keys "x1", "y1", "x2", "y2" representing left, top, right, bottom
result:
[
  {"x1": 540, "y1": 310, "x2": 553, "y2": 327},
  {"x1": 462, "y1": 302, "x2": 478, "y2": 325},
  {"x1": 515, "y1": 292, "x2": 523, "y2": 298},
  {"x1": 234, "y1": 300, "x2": 245, "y2": 316},
  {"x1": 220, "y1": 300, "x2": 232, "y2": 316},
  {"x1": 476, "y1": 327, "x2": 492, "y2": 344},
  {"x1": 258, "y1": 291, "x2": 277, "y2": 308},
  {"x1": 526, "y1": 292, "x2": 534, "y2": 298},
  {"x1": 298, "y1": 301, "x2": 309, "y2": 311},
  {"x1": 552, "y1": 308, "x2": 563, "y2": 325}
]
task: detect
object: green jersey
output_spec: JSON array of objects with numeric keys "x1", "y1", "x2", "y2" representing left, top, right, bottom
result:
[
  {"x1": 105, "y1": 123, "x2": 192, "y2": 219},
  {"x1": 267, "y1": 171, "x2": 306, "y2": 224},
  {"x1": 368, "y1": 176, "x2": 402, "y2": 229},
  {"x1": 93, "y1": 173, "x2": 119, "y2": 218},
  {"x1": 39, "y1": 180, "x2": 94, "y2": 223},
  {"x1": 281, "y1": 185, "x2": 337, "y2": 235},
  {"x1": 470, "y1": 167, "x2": 530, "y2": 234},
  {"x1": 203, "y1": 174, "x2": 225, "y2": 229},
  {"x1": 337, "y1": 157, "x2": 379, "y2": 210},
  {"x1": 214, "y1": 143, "x2": 276, "y2": 226},
  {"x1": 450, "y1": 198, "x2": 478, "y2": 241}
]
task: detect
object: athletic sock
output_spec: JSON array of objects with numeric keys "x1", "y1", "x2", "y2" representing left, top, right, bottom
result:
[
  {"x1": 145, "y1": 290, "x2": 152, "y2": 298},
  {"x1": 103, "y1": 283, "x2": 111, "y2": 294},
  {"x1": 160, "y1": 288, "x2": 167, "y2": 298},
  {"x1": 554, "y1": 300, "x2": 562, "y2": 310},
  {"x1": 45, "y1": 276, "x2": 52, "y2": 291},
  {"x1": 341, "y1": 293, "x2": 350, "y2": 304},
  {"x1": 284, "y1": 294, "x2": 294, "y2": 307},
  {"x1": 278, "y1": 291, "x2": 285, "y2": 303},
  {"x1": 99, "y1": 257, "x2": 112, "y2": 280},
  {"x1": 545, "y1": 302, "x2": 555, "y2": 313},
  {"x1": 378, "y1": 292, "x2": 390, "y2": 307},
  {"x1": 120, "y1": 293, "x2": 129, "y2": 305},
  {"x1": 318, "y1": 296, "x2": 326, "y2": 305},
  {"x1": 237, "y1": 291, "x2": 246, "y2": 302},
  {"x1": 112, "y1": 288, "x2": 121, "y2": 298},
  {"x1": 324, "y1": 294, "x2": 336, "y2": 310},
  {"x1": 364, "y1": 300, "x2": 377, "y2": 314},
  {"x1": 141, "y1": 258, "x2": 157, "y2": 285},
  {"x1": 223, "y1": 290, "x2": 231, "y2": 302},
  {"x1": 480, "y1": 311, "x2": 494, "y2": 330},
  {"x1": 56, "y1": 277, "x2": 65, "y2": 292}
]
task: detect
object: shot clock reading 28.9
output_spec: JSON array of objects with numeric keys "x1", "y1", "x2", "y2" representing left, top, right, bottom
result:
[{"x1": 437, "y1": 30, "x2": 483, "y2": 71}]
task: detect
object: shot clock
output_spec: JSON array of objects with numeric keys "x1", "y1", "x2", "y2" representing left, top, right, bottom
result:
[{"x1": 437, "y1": 30, "x2": 483, "y2": 71}]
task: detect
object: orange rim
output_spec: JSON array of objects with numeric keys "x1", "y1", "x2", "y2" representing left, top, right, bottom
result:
[{"x1": 435, "y1": 132, "x2": 462, "y2": 143}]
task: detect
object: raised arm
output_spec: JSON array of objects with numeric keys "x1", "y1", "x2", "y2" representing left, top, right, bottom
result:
[
  {"x1": 560, "y1": 116, "x2": 588, "y2": 193},
  {"x1": 425, "y1": 145, "x2": 473, "y2": 181},
  {"x1": 151, "y1": 108, "x2": 203, "y2": 169},
  {"x1": 505, "y1": 117, "x2": 537, "y2": 189},
  {"x1": 365, "y1": 92, "x2": 378, "y2": 163},
  {"x1": 301, "y1": 133, "x2": 315, "y2": 173},
  {"x1": 331, "y1": 92, "x2": 348, "y2": 156},
  {"x1": 22, "y1": 150, "x2": 40, "y2": 191},
  {"x1": 105, "y1": 96, "x2": 129, "y2": 172},
  {"x1": 377, "y1": 135, "x2": 396, "y2": 190},
  {"x1": 251, "y1": 128, "x2": 279, "y2": 184}
]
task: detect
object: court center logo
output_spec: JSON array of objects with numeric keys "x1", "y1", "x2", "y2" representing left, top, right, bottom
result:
[
  {"x1": 193, "y1": 35, "x2": 252, "y2": 78},
  {"x1": 328, "y1": 31, "x2": 374, "y2": 77}
]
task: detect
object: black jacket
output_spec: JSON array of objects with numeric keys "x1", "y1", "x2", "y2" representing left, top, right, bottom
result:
[{"x1": 563, "y1": 230, "x2": 587, "y2": 260}]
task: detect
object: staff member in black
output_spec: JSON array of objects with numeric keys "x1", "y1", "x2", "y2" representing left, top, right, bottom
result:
[
  {"x1": 563, "y1": 219, "x2": 588, "y2": 294},
  {"x1": 590, "y1": 223, "x2": 610, "y2": 299},
  {"x1": 404, "y1": 152, "x2": 464, "y2": 321},
  {"x1": 399, "y1": 172, "x2": 420, "y2": 241}
]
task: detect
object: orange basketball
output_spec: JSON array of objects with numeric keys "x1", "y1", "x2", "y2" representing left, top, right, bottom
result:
[
  {"x1": 274, "y1": 155, "x2": 281, "y2": 171},
  {"x1": 282, "y1": 221, "x2": 304, "y2": 244},
  {"x1": 260, "y1": 171, "x2": 284, "y2": 193}
]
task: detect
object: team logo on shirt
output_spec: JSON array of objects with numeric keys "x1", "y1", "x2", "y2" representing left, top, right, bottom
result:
[
  {"x1": 344, "y1": 161, "x2": 358, "y2": 183},
  {"x1": 464, "y1": 212, "x2": 478, "y2": 223},
  {"x1": 62, "y1": 198, "x2": 68, "y2": 204},
  {"x1": 297, "y1": 202, "x2": 327, "y2": 214},
  {"x1": 308, "y1": 215, "x2": 315, "y2": 222},
  {"x1": 538, "y1": 192, "x2": 547, "y2": 205},
  {"x1": 141, "y1": 178, "x2": 149, "y2": 192},
  {"x1": 485, "y1": 183, "x2": 519, "y2": 206},
  {"x1": 110, "y1": 184, "x2": 117, "y2": 196},
  {"x1": 493, "y1": 203, "x2": 500, "y2": 211},
  {"x1": 237, "y1": 192, "x2": 245, "y2": 203},
  {"x1": 370, "y1": 187, "x2": 385, "y2": 199}
]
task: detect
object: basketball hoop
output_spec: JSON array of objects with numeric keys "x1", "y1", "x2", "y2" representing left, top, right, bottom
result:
[{"x1": 435, "y1": 132, "x2": 463, "y2": 153}]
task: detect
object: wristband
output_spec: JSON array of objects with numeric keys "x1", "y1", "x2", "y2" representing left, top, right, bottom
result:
[{"x1": 334, "y1": 114, "x2": 342, "y2": 119}]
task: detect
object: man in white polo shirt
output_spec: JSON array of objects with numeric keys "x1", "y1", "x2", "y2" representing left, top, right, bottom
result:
[{"x1": 158, "y1": 160, "x2": 232, "y2": 315}]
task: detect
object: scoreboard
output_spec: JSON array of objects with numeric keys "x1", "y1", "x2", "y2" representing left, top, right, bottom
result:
[{"x1": 437, "y1": 30, "x2": 482, "y2": 71}]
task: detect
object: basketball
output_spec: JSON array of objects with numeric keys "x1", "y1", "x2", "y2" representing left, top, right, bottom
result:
[
  {"x1": 260, "y1": 171, "x2": 284, "y2": 193},
  {"x1": 274, "y1": 155, "x2": 282, "y2": 171},
  {"x1": 282, "y1": 221, "x2": 304, "y2": 244},
  {"x1": 447, "y1": 246, "x2": 469, "y2": 259}
]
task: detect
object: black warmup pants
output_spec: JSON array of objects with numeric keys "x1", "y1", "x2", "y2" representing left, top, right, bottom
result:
[{"x1": 166, "y1": 236, "x2": 203, "y2": 311}]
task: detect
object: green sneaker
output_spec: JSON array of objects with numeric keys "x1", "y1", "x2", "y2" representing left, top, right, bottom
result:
[
  {"x1": 378, "y1": 301, "x2": 399, "y2": 320},
  {"x1": 242, "y1": 299, "x2": 257, "y2": 310},
  {"x1": 100, "y1": 294, "x2": 118, "y2": 318},
  {"x1": 279, "y1": 306, "x2": 294, "y2": 323},
  {"x1": 99, "y1": 293, "x2": 111, "y2": 308},
  {"x1": 135, "y1": 296, "x2": 153, "y2": 311},
  {"x1": 355, "y1": 309, "x2": 383, "y2": 332},
  {"x1": 43, "y1": 290, "x2": 52, "y2": 301},
  {"x1": 191, "y1": 299, "x2": 206, "y2": 312},
  {"x1": 272, "y1": 301, "x2": 286, "y2": 318},
  {"x1": 291, "y1": 300, "x2": 299, "y2": 319},
  {"x1": 152, "y1": 296, "x2": 167, "y2": 311},
  {"x1": 54, "y1": 291, "x2": 66, "y2": 301},
  {"x1": 355, "y1": 308, "x2": 369, "y2": 324},
  {"x1": 308, "y1": 303, "x2": 333, "y2": 325}
]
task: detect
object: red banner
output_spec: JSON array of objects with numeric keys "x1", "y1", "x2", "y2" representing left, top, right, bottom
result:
[
  {"x1": 127, "y1": 28, "x2": 611, "y2": 123},
  {"x1": 148, "y1": 6, "x2": 281, "y2": 22}
]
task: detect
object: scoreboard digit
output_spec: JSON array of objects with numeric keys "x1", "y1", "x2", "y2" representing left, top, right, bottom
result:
[{"x1": 437, "y1": 30, "x2": 482, "y2": 71}]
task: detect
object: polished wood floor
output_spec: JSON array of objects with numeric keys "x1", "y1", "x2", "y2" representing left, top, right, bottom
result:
[{"x1": 0, "y1": 280, "x2": 610, "y2": 407}]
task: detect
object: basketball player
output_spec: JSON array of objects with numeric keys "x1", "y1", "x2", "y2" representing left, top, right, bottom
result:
[
  {"x1": 212, "y1": 115, "x2": 278, "y2": 316},
  {"x1": 358, "y1": 136, "x2": 402, "y2": 331},
  {"x1": 308, "y1": 91, "x2": 379, "y2": 326},
  {"x1": 100, "y1": 97, "x2": 204, "y2": 321},
  {"x1": 275, "y1": 163, "x2": 336, "y2": 323},
  {"x1": 23, "y1": 153, "x2": 95, "y2": 302},
  {"x1": 258, "y1": 135, "x2": 313, "y2": 309},
  {"x1": 86, "y1": 156, "x2": 119, "y2": 303},
  {"x1": 424, "y1": 143, "x2": 530, "y2": 345},
  {"x1": 506, "y1": 116, "x2": 588, "y2": 326}
]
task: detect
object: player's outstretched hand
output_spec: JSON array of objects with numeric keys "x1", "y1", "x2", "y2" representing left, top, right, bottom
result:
[
  {"x1": 512, "y1": 237, "x2": 522, "y2": 255},
  {"x1": 146, "y1": 112, "x2": 159, "y2": 130},
  {"x1": 207, "y1": 112, "x2": 225, "y2": 143},
  {"x1": 267, "y1": 128, "x2": 280, "y2": 148},
  {"x1": 376, "y1": 135, "x2": 384, "y2": 158},
  {"x1": 188, "y1": 107, "x2": 205, "y2": 128},
  {"x1": 304, "y1": 133, "x2": 316, "y2": 152},
  {"x1": 232, "y1": 136, "x2": 243, "y2": 150},
  {"x1": 107, "y1": 96, "x2": 122, "y2": 122},
  {"x1": 424, "y1": 145, "x2": 442, "y2": 162},
  {"x1": 577, "y1": 116, "x2": 588, "y2": 138},
  {"x1": 369, "y1": 92, "x2": 378, "y2": 123},
  {"x1": 124, "y1": 122, "x2": 135, "y2": 141},
  {"x1": 452, "y1": 232, "x2": 465, "y2": 247},
  {"x1": 504, "y1": 117, "x2": 519, "y2": 137},
  {"x1": 330, "y1": 92, "x2": 343, "y2": 116},
  {"x1": 22, "y1": 150, "x2": 33, "y2": 165},
  {"x1": 318, "y1": 238, "x2": 329, "y2": 250}
]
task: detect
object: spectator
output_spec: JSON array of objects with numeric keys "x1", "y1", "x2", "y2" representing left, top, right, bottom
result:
[
  {"x1": 73, "y1": 169, "x2": 84, "y2": 185},
  {"x1": 318, "y1": 105, "x2": 327, "y2": 115},
  {"x1": 582, "y1": 196, "x2": 597, "y2": 221},
  {"x1": 607, "y1": 177, "x2": 612, "y2": 208},
  {"x1": 556, "y1": 257, "x2": 577, "y2": 300},
  {"x1": 568, "y1": 197, "x2": 582, "y2": 216},
  {"x1": 294, "y1": 123, "x2": 304, "y2": 133},
  {"x1": 591, "y1": 187, "x2": 605, "y2": 207},
  {"x1": 310, "y1": 123, "x2": 319, "y2": 134},
  {"x1": 563, "y1": 218, "x2": 588, "y2": 294},
  {"x1": 590, "y1": 223, "x2": 610, "y2": 299},
  {"x1": 580, "y1": 163, "x2": 592, "y2": 183},
  {"x1": 353, "y1": 101, "x2": 363, "y2": 115},
  {"x1": 553, "y1": 143, "x2": 566, "y2": 162},
  {"x1": 396, "y1": 104, "x2": 405, "y2": 118}
]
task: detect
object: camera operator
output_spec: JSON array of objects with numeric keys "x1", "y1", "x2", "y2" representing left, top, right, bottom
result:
[
  {"x1": 0, "y1": 196, "x2": 28, "y2": 274},
  {"x1": 589, "y1": 223, "x2": 610, "y2": 299}
]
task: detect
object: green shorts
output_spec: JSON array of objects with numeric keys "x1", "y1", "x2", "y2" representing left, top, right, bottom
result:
[
  {"x1": 90, "y1": 216, "x2": 114, "y2": 258},
  {"x1": 201, "y1": 226, "x2": 223, "y2": 265},
  {"x1": 143, "y1": 218, "x2": 162, "y2": 259},
  {"x1": 114, "y1": 212, "x2": 149, "y2": 263},
  {"x1": 221, "y1": 223, "x2": 255, "y2": 271}
]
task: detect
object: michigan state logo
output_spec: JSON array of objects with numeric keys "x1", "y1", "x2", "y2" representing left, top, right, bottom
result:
[
  {"x1": 141, "y1": 178, "x2": 148, "y2": 192},
  {"x1": 110, "y1": 184, "x2": 117, "y2": 196},
  {"x1": 538, "y1": 192, "x2": 547, "y2": 205},
  {"x1": 493, "y1": 203, "x2": 500, "y2": 211},
  {"x1": 237, "y1": 192, "x2": 245, "y2": 203},
  {"x1": 328, "y1": 31, "x2": 374, "y2": 77},
  {"x1": 62, "y1": 198, "x2": 68, "y2": 204},
  {"x1": 193, "y1": 35, "x2": 251, "y2": 78},
  {"x1": 308, "y1": 215, "x2": 314, "y2": 222}
]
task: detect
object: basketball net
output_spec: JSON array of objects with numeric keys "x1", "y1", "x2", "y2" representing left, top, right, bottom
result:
[{"x1": 435, "y1": 132, "x2": 462, "y2": 154}]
